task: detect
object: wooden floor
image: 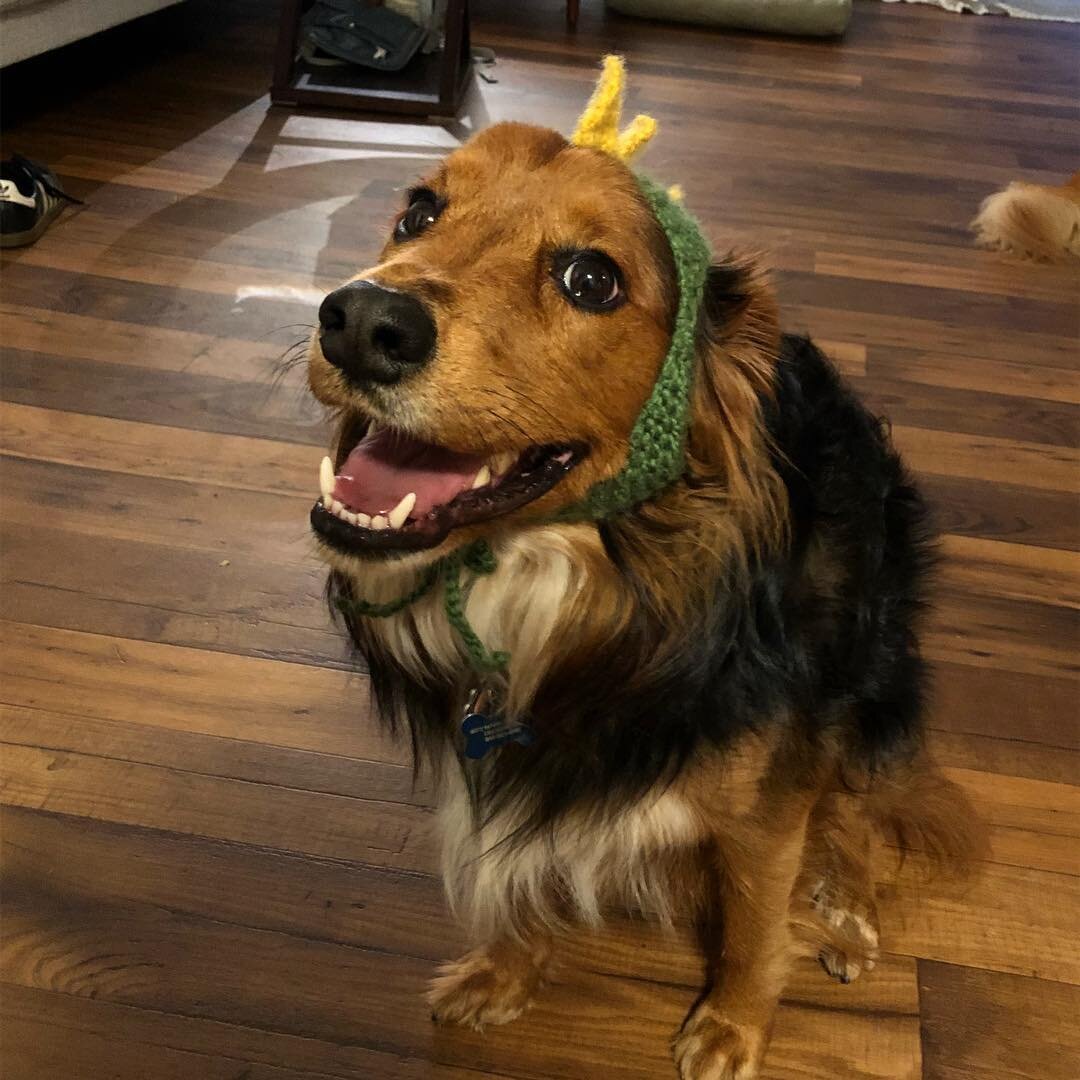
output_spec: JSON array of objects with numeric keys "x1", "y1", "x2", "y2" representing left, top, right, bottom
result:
[{"x1": 2, "y1": 1, "x2": 1078, "y2": 1077}]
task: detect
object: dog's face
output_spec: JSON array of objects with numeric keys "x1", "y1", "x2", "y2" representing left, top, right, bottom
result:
[{"x1": 308, "y1": 121, "x2": 677, "y2": 562}]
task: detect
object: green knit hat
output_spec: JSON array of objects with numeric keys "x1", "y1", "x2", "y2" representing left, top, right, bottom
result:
[{"x1": 560, "y1": 174, "x2": 711, "y2": 522}]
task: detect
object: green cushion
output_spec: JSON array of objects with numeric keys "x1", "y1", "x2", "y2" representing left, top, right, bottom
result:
[{"x1": 606, "y1": 0, "x2": 852, "y2": 37}]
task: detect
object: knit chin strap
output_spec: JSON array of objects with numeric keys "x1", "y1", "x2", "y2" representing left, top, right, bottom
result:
[
  {"x1": 338, "y1": 57, "x2": 711, "y2": 677},
  {"x1": 335, "y1": 539, "x2": 509, "y2": 674}
]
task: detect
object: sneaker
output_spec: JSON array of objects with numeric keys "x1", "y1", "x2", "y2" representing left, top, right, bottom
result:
[{"x1": 1, "y1": 154, "x2": 83, "y2": 249}]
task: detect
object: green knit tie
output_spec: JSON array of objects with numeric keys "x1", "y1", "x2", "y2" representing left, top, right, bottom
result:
[{"x1": 335, "y1": 539, "x2": 509, "y2": 674}]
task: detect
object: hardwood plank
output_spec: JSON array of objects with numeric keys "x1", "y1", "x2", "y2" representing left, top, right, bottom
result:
[
  {"x1": 0, "y1": 301, "x2": 306, "y2": 382},
  {"x1": 2, "y1": 347, "x2": 325, "y2": 444},
  {"x1": 788, "y1": 303, "x2": 1077, "y2": 369},
  {"x1": 881, "y1": 861, "x2": 1080, "y2": 984},
  {"x1": 856, "y1": 378, "x2": 1079, "y2": 448},
  {"x1": 0, "y1": 985, "x2": 508, "y2": 1080},
  {"x1": 925, "y1": 591, "x2": 1078, "y2": 681},
  {"x1": 0, "y1": 402, "x2": 318, "y2": 494},
  {"x1": 2, "y1": 1006, "x2": 351, "y2": 1080},
  {"x1": 0, "y1": 455, "x2": 315, "y2": 563},
  {"x1": 928, "y1": 729, "x2": 1080, "y2": 787},
  {"x1": 927, "y1": 661, "x2": 1079, "y2": 751},
  {"x1": 921, "y1": 475, "x2": 1079, "y2": 552},
  {"x1": 0, "y1": 704, "x2": 423, "y2": 804},
  {"x1": 813, "y1": 250, "x2": 1080, "y2": 305},
  {"x1": 893, "y1": 427, "x2": 1078, "y2": 494},
  {"x1": 945, "y1": 767, "x2": 1080, "y2": 877},
  {"x1": 0, "y1": 517, "x2": 346, "y2": 668},
  {"x1": 11, "y1": 234, "x2": 333, "y2": 299},
  {"x1": 0, "y1": 622, "x2": 398, "y2": 761},
  {"x1": 919, "y1": 962, "x2": 1080, "y2": 1080},
  {"x1": 1, "y1": 263, "x2": 318, "y2": 343},
  {"x1": 871, "y1": 347, "x2": 1080, "y2": 405},
  {"x1": 0, "y1": 804, "x2": 915, "y2": 1010},
  {"x1": 0, "y1": 742, "x2": 433, "y2": 870},
  {"x1": 937, "y1": 536, "x2": 1080, "y2": 609}
]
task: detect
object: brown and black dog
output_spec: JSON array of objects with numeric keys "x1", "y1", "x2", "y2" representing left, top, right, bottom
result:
[{"x1": 306, "y1": 118, "x2": 980, "y2": 1079}]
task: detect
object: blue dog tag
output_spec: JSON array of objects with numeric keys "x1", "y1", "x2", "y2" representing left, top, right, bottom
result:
[{"x1": 461, "y1": 687, "x2": 535, "y2": 760}]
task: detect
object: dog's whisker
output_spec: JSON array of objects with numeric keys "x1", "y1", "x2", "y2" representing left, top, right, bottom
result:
[
  {"x1": 481, "y1": 405, "x2": 533, "y2": 444},
  {"x1": 495, "y1": 378, "x2": 565, "y2": 430}
]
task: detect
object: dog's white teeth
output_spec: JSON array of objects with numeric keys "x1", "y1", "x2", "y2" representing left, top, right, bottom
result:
[
  {"x1": 472, "y1": 465, "x2": 491, "y2": 490},
  {"x1": 324, "y1": 498, "x2": 355, "y2": 524},
  {"x1": 370, "y1": 514, "x2": 389, "y2": 531},
  {"x1": 388, "y1": 492, "x2": 415, "y2": 529},
  {"x1": 319, "y1": 455, "x2": 335, "y2": 501},
  {"x1": 490, "y1": 451, "x2": 515, "y2": 476},
  {"x1": 355, "y1": 511, "x2": 371, "y2": 527}
]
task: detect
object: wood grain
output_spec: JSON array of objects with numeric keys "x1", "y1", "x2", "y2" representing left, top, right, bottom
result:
[{"x1": 1, "y1": 0, "x2": 1077, "y2": 1077}]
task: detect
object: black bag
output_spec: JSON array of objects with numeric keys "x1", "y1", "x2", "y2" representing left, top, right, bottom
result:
[{"x1": 301, "y1": 1, "x2": 426, "y2": 72}]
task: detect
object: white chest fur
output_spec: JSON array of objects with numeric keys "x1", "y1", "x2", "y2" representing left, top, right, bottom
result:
[
  {"x1": 438, "y1": 764, "x2": 701, "y2": 939},
  {"x1": 337, "y1": 524, "x2": 599, "y2": 715}
]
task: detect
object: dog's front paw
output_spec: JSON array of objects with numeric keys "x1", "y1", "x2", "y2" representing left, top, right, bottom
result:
[
  {"x1": 673, "y1": 1006, "x2": 765, "y2": 1080},
  {"x1": 428, "y1": 946, "x2": 544, "y2": 1031}
]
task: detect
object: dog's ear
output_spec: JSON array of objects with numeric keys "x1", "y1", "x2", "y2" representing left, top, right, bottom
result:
[
  {"x1": 684, "y1": 253, "x2": 783, "y2": 542},
  {"x1": 691, "y1": 252, "x2": 779, "y2": 429},
  {"x1": 696, "y1": 254, "x2": 778, "y2": 351}
]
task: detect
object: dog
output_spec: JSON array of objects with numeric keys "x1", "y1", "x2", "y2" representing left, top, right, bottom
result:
[
  {"x1": 971, "y1": 170, "x2": 1080, "y2": 262},
  {"x1": 305, "y1": 58, "x2": 980, "y2": 1080}
]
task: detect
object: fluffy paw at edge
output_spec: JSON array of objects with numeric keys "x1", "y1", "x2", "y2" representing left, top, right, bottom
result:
[
  {"x1": 428, "y1": 948, "x2": 542, "y2": 1031},
  {"x1": 673, "y1": 1007, "x2": 765, "y2": 1080}
]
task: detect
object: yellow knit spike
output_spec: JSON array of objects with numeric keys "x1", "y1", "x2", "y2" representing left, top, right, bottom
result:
[
  {"x1": 571, "y1": 55, "x2": 657, "y2": 162},
  {"x1": 616, "y1": 114, "x2": 657, "y2": 160},
  {"x1": 666, "y1": 184, "x2": 684, "y2": 203}
]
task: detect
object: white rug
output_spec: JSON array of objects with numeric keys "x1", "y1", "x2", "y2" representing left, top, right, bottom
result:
[{"x1": 883, "y1": 0, "x2": 1080, "y2": 20}]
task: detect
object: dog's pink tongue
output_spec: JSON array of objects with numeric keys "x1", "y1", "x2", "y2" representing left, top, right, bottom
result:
[{"x1": 333, "y1": 428, "x2": 487, "y2": 518}]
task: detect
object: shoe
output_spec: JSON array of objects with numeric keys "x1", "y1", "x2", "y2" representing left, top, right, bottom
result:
[{"x1": 0, "y1": 153, "x2": 83, "y2": 249}]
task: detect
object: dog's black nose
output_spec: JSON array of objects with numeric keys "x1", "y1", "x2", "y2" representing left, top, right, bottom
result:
[{"x1": 318, "y1": 281, "x2": 436, "y2": 386}]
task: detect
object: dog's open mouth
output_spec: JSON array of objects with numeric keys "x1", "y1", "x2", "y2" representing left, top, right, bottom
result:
[{"x1": 310, "y1": 423, "x2": 587, "y2": 554}]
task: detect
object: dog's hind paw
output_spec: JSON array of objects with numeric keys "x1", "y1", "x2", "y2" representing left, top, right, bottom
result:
[
  {"x1": 818, "y1": 942, "x2": 876, "y2": 984},
  {"x1": 673, "y1": 1008, "x2": 764, "y2": 1080},
  {"x1": 427, "y1": 944, "x2": 545, "y2": 1031},
  {"x1": 810, "y1": 881, "x2": 880, "y2": 984}
]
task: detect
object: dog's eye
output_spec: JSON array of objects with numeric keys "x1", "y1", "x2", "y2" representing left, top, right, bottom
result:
[
  {"x1": 554, "y1": 251, "x2": 623, "y2": 311},
  {"x1": 395, "y1": 194, "x2": 441, "y2": 241}
]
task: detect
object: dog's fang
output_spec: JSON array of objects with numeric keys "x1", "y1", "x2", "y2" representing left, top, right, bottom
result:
[
  {"x1": 388, "y1": 492, "x2": 416, "y2": 529},
  {"x1": 472, "y1": 466, "x2": 491, "y2": 489},
  {"x1": 319, "y1": 455, "x2": 335, "y2": 501}
]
